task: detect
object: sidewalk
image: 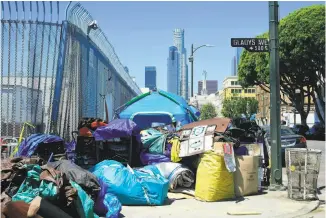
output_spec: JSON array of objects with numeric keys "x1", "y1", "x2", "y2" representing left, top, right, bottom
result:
[{"x1": 120, "y1": 190, "x2": 320, "y2": 218}]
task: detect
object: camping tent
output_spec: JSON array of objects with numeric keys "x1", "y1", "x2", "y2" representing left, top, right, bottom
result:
[{"x1": 116, "y1": 90, "x2": 198, "y2": 129}]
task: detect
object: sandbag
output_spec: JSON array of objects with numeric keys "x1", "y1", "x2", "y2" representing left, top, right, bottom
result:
[
  {"x1": 47, "y1": 160, "x2": 100, "y2": 200},
  {"x1": 195, "y1": 152, "x2": 234, "y2": 201},
  {"x1": 90, "y1": 160, "x2": 169, "y2": 206}
]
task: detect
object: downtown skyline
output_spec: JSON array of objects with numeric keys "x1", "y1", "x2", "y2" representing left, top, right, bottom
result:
[{"x1": 45, "y1": 1, "x2": 324, "y2": 93}]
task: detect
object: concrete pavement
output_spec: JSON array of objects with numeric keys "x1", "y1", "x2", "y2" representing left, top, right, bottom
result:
[
  {"x1": 121, "y1": 140, "x2": 325, "y2": 218},
  {"x1": 121, "y1": 190, "x2": 319, "y2": 218},
  {"x1": 299, "y1": 140, "x2": 325, "y2": 218}
]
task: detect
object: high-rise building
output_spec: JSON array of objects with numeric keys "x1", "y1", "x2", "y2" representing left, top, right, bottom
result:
[
  {"x1": 236, "y1": 47, "x2": 243, "y2": 68},
  {"x1": 167, "y1": 46, "x2": 179, "y2": 94},
  {"x1": 198, "y1": 80, "x2": 218, "y2": 95},
  {"x1": 173, "y1": 28, "x2": 188, "y2": 100},
  {"x1": 231, "y1": 47, "x2": 243, "y2": 76},
  {"x1": 231, "y1": 56, "x2": 236, "y2": 76},
  {"x1": 145, "y1": 66, "x2": 156, "y2": 90}
]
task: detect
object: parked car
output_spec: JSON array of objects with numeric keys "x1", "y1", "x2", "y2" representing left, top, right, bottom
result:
[
  {"x1": 291, "y1": 124, "x2": 309, "y2": 136},
  {"x1": 308, "y1": 123, "x2": 325, "y2": 141},
  {"x1": 261, "y1": 125, "x2": 307, "y2": 166}
]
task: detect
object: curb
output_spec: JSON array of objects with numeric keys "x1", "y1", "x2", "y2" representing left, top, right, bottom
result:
[{"x1": 272, "y1": 200, "x2": 321, "y2": 218}]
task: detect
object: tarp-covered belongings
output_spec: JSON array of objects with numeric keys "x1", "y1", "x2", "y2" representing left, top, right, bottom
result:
[
  {"x1": 90, "y1": 160, "x2": 169, "y2": 206},
  {"x1": 70, "y1": 181, "x2": 99, "y2": 218},
  {"x1": 181, "y1": 117, "x2": 232, "y2": 133},
  {"x1": 140, "y1": 151, "x2": 171, "y2": 165},
  {"x1": 118, "y1": 90, "x2": 198, "y2": 129},
  {"x1": 150, "y1": 162, "x2": 195, "y2": 190},
  {"x1": 15, "y1": 134, "x2": 64, "y2": 157},
  {"x1": 47, "y1": 160, "x2": 100, "y2": 201},
  {"x1": 1, "y1": 157, "x2": 45, "y2": 196},
  {"x1": 141, "y1": 128, "x2": 167, "y2": 154},
  {"x1": 93, "y1": 119, "x2": 141, "y2": 142},
  {"x1": 94, "y1": 180, "x2": 121, "y2": 218},
  {"x1": 11, "y1": 164, "x2": 72, "y2": 204},
  {"x1": 195, "y1": 152, "x2": 235, "y2": 202}
]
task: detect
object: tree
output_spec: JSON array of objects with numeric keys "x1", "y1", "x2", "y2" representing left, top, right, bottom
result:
[
  {"x1": 200, "y1": 103, "x2": 217, "y2": 120},
  {"x1": 221, "y1": 97, "x2": 258, "y2": 119},
  {"x1": 238, "y1": 5, "x2": 325, "y2": 125}
]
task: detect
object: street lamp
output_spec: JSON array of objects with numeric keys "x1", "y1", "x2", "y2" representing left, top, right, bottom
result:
[{"x1": 189, "y1": 44, "x2": 215, "y2": 97}]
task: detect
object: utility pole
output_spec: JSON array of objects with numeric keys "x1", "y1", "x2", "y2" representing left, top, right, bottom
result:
[{"x1": 269, "y1": 1, "x2": 283, "y2": 189}]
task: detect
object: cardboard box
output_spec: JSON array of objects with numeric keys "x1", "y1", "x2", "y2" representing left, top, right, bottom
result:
[{"x1": 234, "y1": 156, "x2": 259, "y2": 197}]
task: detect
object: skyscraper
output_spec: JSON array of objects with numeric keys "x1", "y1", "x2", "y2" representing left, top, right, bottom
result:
[
  {"x1": 198, "y1": 80, "x2": 218, "y2": 95},
  {"x1": 173, "y1": 28, "x2": 188, "y2": 100},
  {"x1": 231, "y1": 56, "x2": 236, "y2": 76},
  {"x1": 236, "y1": 47, "x2": 243, "y2": 68},
  {"x1": 145, "y1": 66, "x2": 156, "y2": 90},
  {"x1": 231, "y1": 47, "x2": 243, "y2": 76},
  {"x1": 167, "y1": 46, "x2": 179, "y2": 94}
]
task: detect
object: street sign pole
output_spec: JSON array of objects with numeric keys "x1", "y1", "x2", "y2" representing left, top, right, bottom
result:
[
  {"x1": 269, "y1": 1, "x2": 282, "y2": 190},
  {"x1": 190, "y1": 44, "x2": 194, "y2": 98}
]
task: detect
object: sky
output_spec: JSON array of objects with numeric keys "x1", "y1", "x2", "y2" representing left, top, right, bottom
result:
[{"x1": 2, "y1": 1, "x2": 324, "y2": 93}]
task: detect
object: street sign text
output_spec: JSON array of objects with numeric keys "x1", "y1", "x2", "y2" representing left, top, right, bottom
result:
[{"x1": 231, "y1": 38, "x2": 269, "y2": 52}]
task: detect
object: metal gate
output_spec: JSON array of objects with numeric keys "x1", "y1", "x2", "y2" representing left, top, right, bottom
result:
[{"x1": 1, "y1": 2, "x2": 141, "y2": 140}]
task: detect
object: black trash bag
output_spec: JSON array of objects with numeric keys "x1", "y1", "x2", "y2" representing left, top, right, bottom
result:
[{"x1": 47, "y1": 160, "x2": 100, "y2": 201}]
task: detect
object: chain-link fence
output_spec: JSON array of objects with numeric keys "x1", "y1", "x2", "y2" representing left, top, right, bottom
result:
[
  {"x1": 1, "y1": 2, "x2": 141, "y2": 141},
  {"x1": 1, "y1": 2, "x2": 62, "y2": 139}
]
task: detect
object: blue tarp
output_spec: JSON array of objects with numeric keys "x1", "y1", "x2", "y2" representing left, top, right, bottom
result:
[
  {"x1": 93, "y1": 119, "x2": 141, "y2": 142},
  {"x1": 16, "y1": 134, "x2": 64, "y2": 157},
  {"x1": 118, "y1": 90, "x2": 197, "y2": 129}
]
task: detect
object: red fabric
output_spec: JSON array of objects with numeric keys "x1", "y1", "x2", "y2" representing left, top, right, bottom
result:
[{"x1": 79, "y1": 127, "x2": 92, "y2": 137}]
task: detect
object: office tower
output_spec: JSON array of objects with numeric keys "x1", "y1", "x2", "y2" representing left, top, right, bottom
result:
[
  {"x1": 173, "y1": 28, "x2": 188, "y2": 100},
  {"x1": 145, "y1": 66, "x2": 156, "y2": 90},
  {"x1": 167, "y1": 46, "x2": 179, "y2": 94},
  {"x1": 231, "y1": 47, "x2": 243, "y2": 76},
  {"x1": 236, "y1": 47, "x2": 243, "y2": 68},
  {"x1": 198, "y1": 80, "x2": 218, "y2": 95},
  {"x1": 231, "y1": 56, "x2": 236, "y2": 76}
]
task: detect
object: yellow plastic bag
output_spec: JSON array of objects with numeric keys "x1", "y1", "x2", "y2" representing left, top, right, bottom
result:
[
  {"x1": 170, "y1": 138, "x2": 182, "y2": 163},
  {"x1": 195, "y1": 152, "x2": 234, "y2": 201}
]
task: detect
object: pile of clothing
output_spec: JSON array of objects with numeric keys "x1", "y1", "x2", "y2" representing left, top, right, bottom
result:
[
  {"x1": 1, "y1": 158, "x2": 121, "y2": 218},
  {"x1": 138, "y1": 127, "x2": 195, "y2": 191}
]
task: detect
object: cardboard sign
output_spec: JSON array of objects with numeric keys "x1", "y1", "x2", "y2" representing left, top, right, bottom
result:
[{"x1": 179, "y1": 125, "x2": 216, "y2": 157}]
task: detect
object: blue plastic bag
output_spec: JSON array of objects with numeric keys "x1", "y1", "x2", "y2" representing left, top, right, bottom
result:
[
  {"x1": 94, "y1": 180, "x2": 121, "y2": 218},
  {"x1": 90, "y1": 160, "x2": 169, "y2": 206}
]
